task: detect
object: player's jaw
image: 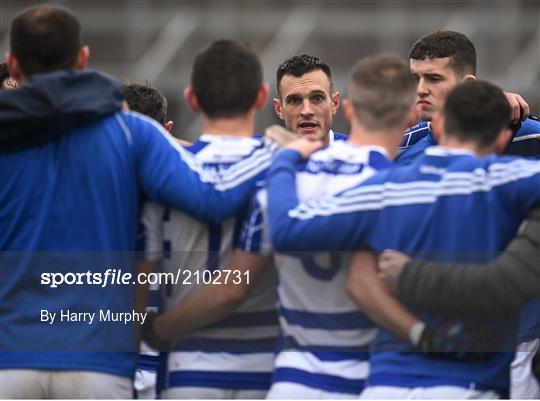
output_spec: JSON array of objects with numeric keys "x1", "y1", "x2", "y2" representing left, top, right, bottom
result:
[{"x1": 416, "y1": 98, "x2": 434, "y2": 121}]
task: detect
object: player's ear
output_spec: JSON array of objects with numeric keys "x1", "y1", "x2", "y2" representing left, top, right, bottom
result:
[
  {"x1": 273, "y1": 97, "x2": 284, "y2": 120},
  {"x1": 5, "y1": 51, "x2": 22, "y2": 82},
  {"x1": 331, "y1": 91, "x2": 341, "y2": 116},
  {"x1": 184, "y1": 87, "x2": 201, "y2": 113},
  {"x1": 462, "y1": 74, "x2": 476, "y2": 82},
  {"x1": 75, "y1": 46, "x2": 90, "y2": 70},
  {"x1": 254, "y1": 84, "x2": 269, "y2": 110},
  {"x1": 164, "y1": 121, "x2": 174, "y2": 133},
  {"x1": 494, "y1": 127, "x2": 513, "y2": 154},
  {"x1": 342, "y1": 99, "x2": 353, "y2": 124}
]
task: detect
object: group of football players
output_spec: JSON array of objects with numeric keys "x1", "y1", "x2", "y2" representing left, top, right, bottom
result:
[{"x1": 1, "y1": 3, "x2": 539, "y2": 400}]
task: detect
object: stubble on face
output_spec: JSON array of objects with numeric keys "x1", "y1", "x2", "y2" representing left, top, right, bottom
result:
[
  {"x1": 410, "y1": 57, "x2": 460, "y2": 122},
  {"x1": 276, "y1": 69, "x2": 338, "y2": 142}
]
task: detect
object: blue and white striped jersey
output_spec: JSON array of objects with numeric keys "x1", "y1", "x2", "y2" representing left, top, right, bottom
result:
[
  {"x1": 266, "y1": 146, "x2": 540, "y2": 393},
  {"x1": 239, "y1": 139, "x2": 391, "y2": 395},
  {"x1": 141, "y1": 134, "x2": 279, "y2": 391}
]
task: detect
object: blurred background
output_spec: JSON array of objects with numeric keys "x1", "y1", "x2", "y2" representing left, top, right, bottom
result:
[{"x1": 1, "y1": 0, "x2": 538, "y2": 141}]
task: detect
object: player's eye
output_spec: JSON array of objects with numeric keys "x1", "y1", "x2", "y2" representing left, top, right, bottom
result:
[
  {"x1": 287, "y1": 97, "x2": 301, "y2": 105},
  {"x1": 311, "y1": 95, "x2": 325, "y2": 103}
]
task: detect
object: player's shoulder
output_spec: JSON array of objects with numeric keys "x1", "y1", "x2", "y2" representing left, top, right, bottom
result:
[
  {"x1": 332, "y1": 131, "x2": 348, "y2": 141},
  {"x1": 305, "y1": 140, "x2": 355, "y2": 165},
  {"x1": 400, "y1": 121, "x2": 431, "y2": 149},
  {"x1": 486, "y1": 153, "x2": 540, "y2": 169},
  {"x1": 120, "y1": 110, "x2": 163, "y2": 129},
  {"x1": 188, "y1": 134, "x2": 264, "y2": 163},
  {"x1": 116, "y1": 111, "x2": 173, "y2": 144},
  {"x1": 514, "y1": 116, "x2": 540, "y2": 139}
]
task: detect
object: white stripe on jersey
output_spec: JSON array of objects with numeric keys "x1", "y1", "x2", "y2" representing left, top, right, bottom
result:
[
  {"x1": 168, "y1": 351, "x2": 275, "y2": 373},
  {"x1": 279, "y1": 316, "x2": 377, "y2": 348},
  {"x1": 289, "y1": 155, "x2": 540, "y2": 220},
  {"x1": 512, "y1": 133, "x2": 540, "y2": 142},
  {"x1": 246, "y1": 141, "x2": 390, "y2": 390},
  {"x1": 115, "y1": 113, "x2": 133, "y2": 144},
  {"x1": 273, "y1": 352, "x2": 369, "y2": 381},
  {"x1": 126, "y1": 112, "x2": 278, "y2": 188},
  {"x1": 141, "y1": 134, "x2": 278, "y2": 387}
]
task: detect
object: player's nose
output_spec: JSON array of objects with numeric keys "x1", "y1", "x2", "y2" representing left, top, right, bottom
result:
[
  {"x1": 417, "y1": 78, "x2": 429, "y2": 96},
  {"x1": 300, "y1": 99, "x2": 314, "y2": 116}
]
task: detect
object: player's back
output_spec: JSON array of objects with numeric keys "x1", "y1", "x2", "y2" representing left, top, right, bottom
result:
[
  {"x1": 273, "y1": 141, "x2": 385, "y2": 351},
  {"x1": 141, "y1": 134, "x2": 278, "y2": 395},
  {"x1": 340, "y1": 146, "x2": 540, "y2": 392},
  {"x1": 251, "y1": 140, "x2": 392, "y2": 396},
  {"x1": 0, "y1": 111, "x2": 165, "y2": 377}
]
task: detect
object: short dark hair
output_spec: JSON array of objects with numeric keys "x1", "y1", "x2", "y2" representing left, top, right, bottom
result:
[
  {"x1": 10, "y1": 5, "x2": 82, "y2": 76},
  {"x1": 443, "y1": 80, "x2": 511, "y2": 148},
  {"x1": 276, "y1": 54, "x2": 333, "y2": 97},
  {"x1": 348, "y1": 55, "x2": 417, "y2": 132},
  {"x1": 0, "y1": 63, "x2": 10, "y2": 87},
  {"x1": 191, "y1": 39, "x2": 262, "y2": 119},
  {"x1": 123, "y1": 82, "x2": 168, "y2": 126},
  {"x1": 409, "y1": 31, "x2": 476, "y2": 76}
]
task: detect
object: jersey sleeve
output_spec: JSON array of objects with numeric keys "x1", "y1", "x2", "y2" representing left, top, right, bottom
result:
[
  {"x1": 126, "y1": 112, "x2": 276, "y2": 224},
  {"x1": 495, "y1": 158, "x2": 540, "y2": 218},
  {"x1": 237, "y1": 187, "x2": 273, "y2": 256},
  {"x1": 506, "y1": 117, "x2": 540, "y2": 158},
  {"x1": 266, "y1": 149, "x2": 375, "y2": 252}
]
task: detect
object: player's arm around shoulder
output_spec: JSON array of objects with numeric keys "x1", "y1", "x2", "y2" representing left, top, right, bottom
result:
[{"x1": 120, "y1": 112, "x2": 264, "y2": 224}]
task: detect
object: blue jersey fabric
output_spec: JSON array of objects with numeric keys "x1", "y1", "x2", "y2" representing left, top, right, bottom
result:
[
  {"x1": 333, "y1": 132, "x2": 348, "y2": 141},
  {"x1": 506, "y1": 117, "x2": 540, "y2": 158},
  {"x1": 266, "y1": 146, "x2": 540, "y2": 391},
  {"x1": 398, "y1": 122, "x2": 431, "y2": 149},
  {"x1": 0, "y1": 71, "x2": 276, "y2": 377},
  {"x1": 397, "y1": 117, "x2": 540, "y2": 164},
  {"x1": 396, "y1": 118, "x2": 540, "y2": 343},
  {"x1": 505, "y1": 117, "x2": 540, "y2": 343}
]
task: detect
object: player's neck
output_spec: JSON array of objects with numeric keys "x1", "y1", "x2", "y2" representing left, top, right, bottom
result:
[
  {"x1": 201, "y1": 112, "x2": 255, "y2": 138},
  {"x1": 348, "y1": 123, "x2": 403, "y2": 160}
]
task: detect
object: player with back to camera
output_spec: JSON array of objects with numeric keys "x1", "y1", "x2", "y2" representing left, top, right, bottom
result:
[
  {"x1": 140, "y1": 39, "x2": 280, "y2": 399},
  {"x1": 0, "y1": 5, "x2": 280, "y2": 398}
]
